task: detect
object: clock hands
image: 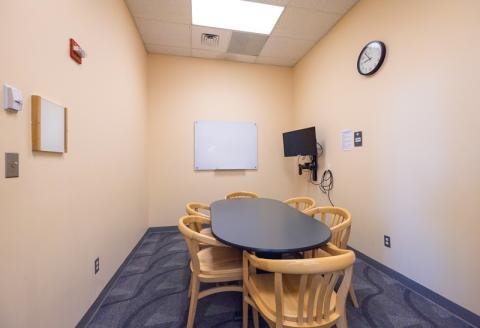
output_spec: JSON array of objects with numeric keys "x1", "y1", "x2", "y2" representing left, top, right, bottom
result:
[
  {"x1": 362, "y1": 57, "x2": 372, "y2": 64},
  {"x1": 362, "y1": 51, "x2": 373, "y2": 64}
]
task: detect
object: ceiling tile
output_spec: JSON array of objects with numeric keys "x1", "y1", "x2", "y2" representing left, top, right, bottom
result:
[
  {"x1": 145, "y1": 44, "x2": 192, "y2": 56},
  {"x1": 192, "y1": 49, "x2": 256, "y2": 64},
  {"x1": 125, "y1": 0, "x2": 355, "y2": 66},
  {"x1": 260, "y1": 36, "x2": 315, "y2": 59},
  {"x1": 243, "y1": 0, "x2": 290, "y2": 6},
  {"x1": 192, "y1": 25, "x2": 232, "y2": 52},
  {"x1": 125, "y1": 0, "x2": 191, "y2": 23},
  {"x1": 228, "y1": 31, "x2": 268, "y2": 56},
  {"x1": 135, "y1": 18, "x2": 191, "y2": 48},
  {"x1": 289, "y1": 0, "x2": 358, "y2": 14},
  {"x1": 287, "y1": 0, "x2": 317, "y2": 9},
  {"x1": 271, "y1": 6, "x2": 340, "y2": 40},
  {"x1": 224, "y1": 53, "x2": 257, "y2": 63},
  {"x1": 256, "y1": 56, "x2": 297, "y2": 67},
  {"x1": 192, "y1": 49, "x2": 224, "y2": 59},
  {"x1": 316, "y1": 0, "x2": 358, "y2": 14}
]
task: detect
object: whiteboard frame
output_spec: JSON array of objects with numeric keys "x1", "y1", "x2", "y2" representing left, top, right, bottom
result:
[{"x1": 194, "y1": 120, "x2": 258, "y2": 171}]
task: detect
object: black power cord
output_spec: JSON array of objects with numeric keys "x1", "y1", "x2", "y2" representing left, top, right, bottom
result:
[
  {"x1": 319, "y1": 169, "x2": 334, "y2": 207},
  {"x1": 300, "y1": 142, "x2": 335, "y2": 206},
  {"x1": 307, "y1": 165, "x2": 335, "y2": 207}
]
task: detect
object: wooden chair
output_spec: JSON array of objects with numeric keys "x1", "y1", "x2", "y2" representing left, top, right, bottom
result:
[
  {"x1": 179, "y1": 215, "x2": 243, "y2": 328},
  {"x1": 186, "y1": 202, "x2": 210, "y2": 218},
  {"x1": 242, "y1": 244, "x2": 355, "y2": 328},
  {"x1": 283, "y1": 197, "x2": 316, "y2": 213},
  {"x1": 225, "y1": 191, "x2": 259, "y2": 199},
  {"x1": 185, "y1": 202, "x2": 212, "y2": 237},
  {"x1": 304, "y1": 207, "x2": 358, "y2": 308}
]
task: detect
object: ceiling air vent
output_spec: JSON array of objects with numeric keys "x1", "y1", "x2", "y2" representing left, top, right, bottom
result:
[
  {"x1": 227, "y1": 31, "x2": 268, "y2": 56},
  {"x1": 201, "y1": 33, "x2": 220, "y2": 47}
]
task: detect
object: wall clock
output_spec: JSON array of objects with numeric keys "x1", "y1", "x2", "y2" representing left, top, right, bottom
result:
[{"x1": 357, "y1": 41, "x2": 386, "y2": 76}]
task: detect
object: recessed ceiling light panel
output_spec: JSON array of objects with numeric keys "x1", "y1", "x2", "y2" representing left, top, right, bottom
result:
[{"x1": 192, "y1": 0, "x2": 284, "y2": 35}]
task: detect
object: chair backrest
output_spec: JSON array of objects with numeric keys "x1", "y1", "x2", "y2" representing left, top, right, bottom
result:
[
  {"x1": 283, "y1": 196, "x2": 316, "y2": 212},
  {"x1": 185, "y1": 202, "x2": 211, "y2": 232},
  {"x1": 243, "y1": 244, "x2": 355, "y2": 327},
  {"x1": 225, "y1": 191, "x2": 259, "y2": 199},
  {"x1": 185, "y1": 202, "x2": 210, "y2": 217},
  {"x1": 178, "y1": 215, "x2": 225, "y2": 273},
  {"x1": 304, "y1": 207, "x2": 352, "y2": 249}
]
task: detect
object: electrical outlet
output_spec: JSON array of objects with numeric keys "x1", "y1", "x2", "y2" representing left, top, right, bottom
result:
[
  {"x1": 94, "y1": 257, "x2": 100, "y2": 274},
  {"x1": 384, "y1": 235, "x2": 391, "y2": 248}
]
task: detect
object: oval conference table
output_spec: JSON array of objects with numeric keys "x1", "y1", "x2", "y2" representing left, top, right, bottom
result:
[{"x1": 210, "y1": 198, "x2": 331, "y2": 254}]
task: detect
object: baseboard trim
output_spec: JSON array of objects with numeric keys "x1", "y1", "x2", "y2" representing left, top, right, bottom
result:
[
  {"x1": 349, "y1": 246, "x2": 480, "y2": 327},
  {"x1": 76, "y1": 226, "x2": 177, "y2": 327},
  {"x1": 147, "y1": 225, "x2": 179, "y2": 233}
]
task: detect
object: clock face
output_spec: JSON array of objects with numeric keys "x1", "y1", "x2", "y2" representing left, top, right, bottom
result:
[{"x1": 357, "y1": 41, "x2": 386, "y2": 76}]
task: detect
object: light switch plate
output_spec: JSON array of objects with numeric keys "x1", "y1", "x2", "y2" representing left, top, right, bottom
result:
[{"x1": 5, "y1": 153, "x2": 19, "y2": 178}]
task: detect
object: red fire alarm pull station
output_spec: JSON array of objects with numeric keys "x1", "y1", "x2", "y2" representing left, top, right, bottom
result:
[{"x1": 70, "y1": 38, "x2": 86, "y2": 64}]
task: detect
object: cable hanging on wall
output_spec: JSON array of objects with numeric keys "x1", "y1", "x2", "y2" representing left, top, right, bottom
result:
[
  {"x1": 304, "y1": 142, "x2": 335, "y2": 207},
  {"x1": 319, "y1": 170, "x2": 334, "y2": 207}
]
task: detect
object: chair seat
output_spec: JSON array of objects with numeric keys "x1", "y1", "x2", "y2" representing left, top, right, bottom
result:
[
  {"x1": 200, "y1": 227, "x2": 213, "y2": 237},
  {"x1": 249, "y1": 273, "x2": 337, "y2": 323},
  {"x1": 197, "y1": 246, "x2": 242, "y2": 276}
]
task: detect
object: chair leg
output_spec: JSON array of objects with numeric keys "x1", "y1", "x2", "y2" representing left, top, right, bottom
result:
[
  {"x1": 242, "y1": 298, "x2": 249, "y2": 328},
  {"x1": 336, "y1": 314, "x2": 348, "y2": 328},
  {"x1": 349, "y1": 285, "x2": 359, "y2": 308},
  {"x1": 188, "y1": 275, "x2": 193, "y2": 298},
  {"x1": 187, "y1": 275, "x2": 200, "y2": 328},
  {"x1": 253, "y1": 308, "x2": 259, "y2": 328}
]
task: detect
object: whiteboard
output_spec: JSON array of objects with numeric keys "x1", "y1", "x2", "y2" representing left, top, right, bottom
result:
[
  {"x1": 194, "y1": 120, "x2": 257, "y2": 170},
  {"x1": 40, "y1": 98, "x2": 65, "y2": 152}
]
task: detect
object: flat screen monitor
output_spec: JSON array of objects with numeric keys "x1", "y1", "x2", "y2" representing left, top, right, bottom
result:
[{"x1": 282, "y1": 127, "x2": 317, "y2": 157}]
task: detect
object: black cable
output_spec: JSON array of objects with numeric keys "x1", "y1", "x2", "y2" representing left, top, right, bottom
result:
[
  {"x1": 300, "y1": 142, "x2": 334, "y2": 206},
  {"x1": 307, "y1": 167, "x2": 335, "y2": 206},
  {"x1": 319, "y1": 169, "x2": 335, "y2": 207}
]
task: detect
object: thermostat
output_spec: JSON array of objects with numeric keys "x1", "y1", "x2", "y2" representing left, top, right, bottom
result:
[{"x1": 3, "y1": 84, "x2": 23, "y2": 112}]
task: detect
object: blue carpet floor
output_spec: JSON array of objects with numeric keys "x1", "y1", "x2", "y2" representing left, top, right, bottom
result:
[{"x1": 86, "y1": 231, "x2": 474, "y2": 328}]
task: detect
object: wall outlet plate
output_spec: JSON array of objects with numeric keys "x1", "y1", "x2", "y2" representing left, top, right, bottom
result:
[{"x1": 384, "y1": 235, "x2": 391, "y2": 248}]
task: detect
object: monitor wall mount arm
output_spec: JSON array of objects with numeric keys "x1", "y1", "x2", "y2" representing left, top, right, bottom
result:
[{"x1": 298, "y1": 155, "x2": 317, "y2": 181}]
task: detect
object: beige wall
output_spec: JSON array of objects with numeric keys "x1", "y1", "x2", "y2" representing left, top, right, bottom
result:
[
  {"x1": 2, "y1": 0, "x2": 479, "y2": 325},
  {"x1": 293, "y1": 0, "x2": 480, "y2": 315},
  {"x1": 0, "y1": 1, "x2": 148, "y2": 327},
  {"x1": 147, "y1": 55, "x2": 296, "y2": 226}
]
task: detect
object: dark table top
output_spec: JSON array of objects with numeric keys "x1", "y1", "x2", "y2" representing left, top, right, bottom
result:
[{"x1": 210, "y1": 198, "x2": 331, "y2": 253}]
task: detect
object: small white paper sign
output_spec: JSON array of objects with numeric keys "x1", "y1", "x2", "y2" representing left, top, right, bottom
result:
[{"x1": 341, "y1": 129, "x2": 354, "y2": 151}]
